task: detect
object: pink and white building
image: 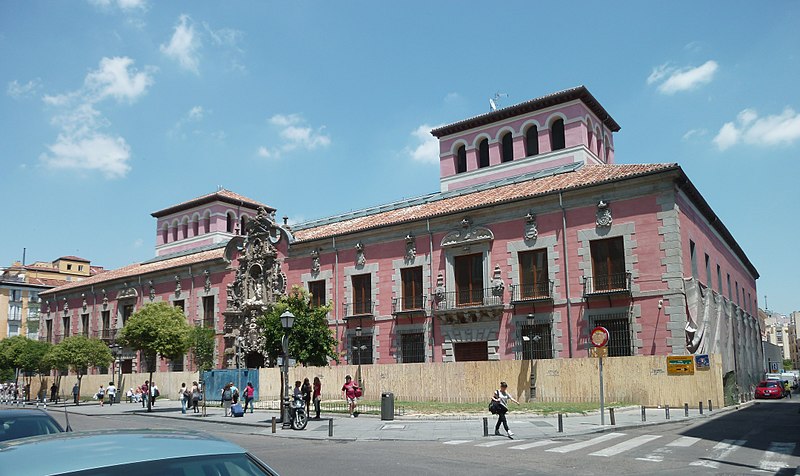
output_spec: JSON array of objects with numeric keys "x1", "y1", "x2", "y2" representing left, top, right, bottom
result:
[{"x1": 39, "y1": 86, "x2": 762, "y2": 386}]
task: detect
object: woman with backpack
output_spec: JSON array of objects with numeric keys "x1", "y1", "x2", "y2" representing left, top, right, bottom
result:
[
  {"x1": 491, "y1": 381, "x2": 519, "y2": 438},
  {"x1": 221, "y1": 383, "x2": 233, "y2": 417}
]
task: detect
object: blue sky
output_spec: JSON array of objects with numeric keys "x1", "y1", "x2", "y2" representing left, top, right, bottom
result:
[{"x1": 1, "y1": 2, "x2": 799, "y2": 314}]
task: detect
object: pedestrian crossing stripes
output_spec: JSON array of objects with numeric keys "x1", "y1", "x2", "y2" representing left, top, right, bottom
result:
[{"x1": 440, "y1": 434, "x2": 799, "y2": 472}]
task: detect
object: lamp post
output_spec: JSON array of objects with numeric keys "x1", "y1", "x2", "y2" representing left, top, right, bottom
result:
[
  {"x1": 280, "y1": 310, "x2": 295, "y2": 429},
  {"x1": 109, "y1": 344, "x2": 122, "y2": 403},
  {"x1": 353, "y1": 326, "x2": 367, "y2": 387},
  {"x1": 522, "y1": 315, "x2": 541, "y2": 401}
]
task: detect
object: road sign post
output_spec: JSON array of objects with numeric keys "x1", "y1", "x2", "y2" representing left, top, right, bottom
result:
[{"x1": 590, "y1": 326, "x2": 610, "y2": 426}]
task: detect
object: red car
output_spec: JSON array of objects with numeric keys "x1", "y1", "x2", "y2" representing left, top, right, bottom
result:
[{"x1": 755, "y1": 380, "x2": 784, "y2": 399}]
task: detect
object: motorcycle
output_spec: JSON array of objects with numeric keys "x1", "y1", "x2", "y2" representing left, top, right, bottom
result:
[{"x1": 288, "y1": 394, "x2": 308, "y2": 430}]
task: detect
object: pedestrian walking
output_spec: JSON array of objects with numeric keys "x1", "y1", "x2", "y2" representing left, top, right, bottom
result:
[
  {"x1": 97, "y1": 385, "x2": 105, "y2": 407},
  {"x1": 126, "y1": 388, "x2": 134, "y2": 403},
  {"x1": 341, "y1": 375, "x2": 358, "y2": 417},
  {"x1": 72, "y1": 383, "x2": 80, "y2": 405},
  {"x1": 191, "y1": 381, "x2": 201, "y2": 413},
  {"x1": 106, "y1": 382, "x2": 116, "y2": 406},
  {"x1": 230, "y1": 382, "x2": 240, "y2": 405},
  {"x1": 313, "y1": 377, "x2": 322, "y2": 419},
  {"x1": 301, "y1": 378, "x2": 312, "y2": 416},
  {"x1": 243, "y1": 382, "x2": 255, "y2": 414},
  {"x1": 141, "y1": 381, "x2": 149, "y2": 408},
  {"x1": 150, "y1": 382, "x2": 159, "y2": 406},
  {"x1": 491, "y1": 381, "x2": 519, "y2": 438},
  {"x1": 179, "y1": 382, "x2": 189, "y2": 414},
  {"x1": 221, "y1": 383, "x2": 233, "y2": 417},
  {"x1": 50, "y1": 383, "x2": 58, "y2": 403}
]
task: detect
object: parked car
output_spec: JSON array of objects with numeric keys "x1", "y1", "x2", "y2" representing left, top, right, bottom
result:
[
  {"x1": 754, "y1": 380, "x2": 784, "y2": 399},
  {"x1": 0, "y1": 429, "x2": 279, "y2": 476},
  {"x1": 0, "y1": 408, "x2": 65, "y2": 442}
]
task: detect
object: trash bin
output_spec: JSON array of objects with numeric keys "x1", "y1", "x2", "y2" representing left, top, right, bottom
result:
[{"x1": 381, "y1": 392, "x2": 394, "y2": 421}]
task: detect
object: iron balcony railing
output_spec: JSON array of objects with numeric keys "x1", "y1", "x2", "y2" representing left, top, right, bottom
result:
[
  {"x1": 343, "y1": 300, "x2": 374, "y2": 319},
  {"x1": 392, "y1": 295, "x2": 427, "y2": 315},
  {"x1": 94, "y1": 329, "x2": 118, "y2": 341},
  {"x1": 433, "y1": 287, "x2": 503, "y2": 312},
  {"x1": 583, "y1": 272, "x2": 632, "y2": 296},
  {"x1": 510, "y1": 281, "x2": 554, "y2": 302}
]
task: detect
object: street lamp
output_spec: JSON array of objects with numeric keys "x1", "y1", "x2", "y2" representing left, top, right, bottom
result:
[
  {"x1": 353, "y1": 326, "x2": 367, "y2": 387},
  {"x1": 109, "y1": 343, "x2": 122, "y2": 403},
  {"x1": 280, "y1": 310, "x2": 295, "y2": 429},
  {"x1": 522, "y1": 314, "x2": 541, "y2": 401}
]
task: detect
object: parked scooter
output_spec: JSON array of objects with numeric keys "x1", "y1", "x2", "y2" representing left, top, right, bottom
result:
[{"x1": 288, "y1": 395, "x2": 308, "y2": 430}]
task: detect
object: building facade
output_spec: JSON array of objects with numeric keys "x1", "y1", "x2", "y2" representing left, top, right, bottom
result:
[{"x1": 39, "y1": 87, "x2": 763, "y2": 388}]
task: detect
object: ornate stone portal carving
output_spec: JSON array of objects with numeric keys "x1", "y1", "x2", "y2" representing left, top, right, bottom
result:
[
  {"x1": 441, "y1": 216, "x2": 494, "y2": 248},
  {"x1": 524, "y1": 211, "x2": 538, "y2": 241},
  {"x1": 222, "y1": 207, "x2": 287, "y2": 368},
  {"x1": 404, "y1": 233, "x2": 416, "y2": 263},
  {"x1": 596, "y1": 200, "x2": 612, "y2": 227}
]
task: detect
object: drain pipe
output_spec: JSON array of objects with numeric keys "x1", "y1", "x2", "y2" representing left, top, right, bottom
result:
[
  {"x1": 333, "y1": 236, "x2": 340, "y2": 353},
  {"x1": 427, "y1": 218, "x2": 435, "y2": 362},
  {"x1": 559, "y1": 192, "x2": 574, "y2": 358}
]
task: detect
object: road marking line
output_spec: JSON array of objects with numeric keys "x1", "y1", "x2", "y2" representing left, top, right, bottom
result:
[
  {"x1": 443, "y1": 440, "x2": 472, "y2": 445},
  {"x1": 758, "y1": 442, "x2": 796, "y2": 472},
  {"x1": 510, "y1": 439, "x2": 559, "y2": 450},
  {"x1": 689, "y1": 439, "x2": 745, "y2": 468},
  {"x1": 475, "y1": 440, "x2": 517, "y2": 447},
  {"x1": 666, "y1": 436, "x2": 701, "y2": 447},
  {"x1": 589, "y1": 435, "x2": 662, "y2": 457},
  {"x1": 546, "y1": 433, "x2": 626, "y2": 453}
]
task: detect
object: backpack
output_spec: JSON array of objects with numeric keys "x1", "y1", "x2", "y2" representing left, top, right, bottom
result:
[
  {"x1": 354, "y1": 386, "x2": 363, "y2": 398},
  {"x1": 222, "y1": 388, "x2": 232, "y2": 401}
]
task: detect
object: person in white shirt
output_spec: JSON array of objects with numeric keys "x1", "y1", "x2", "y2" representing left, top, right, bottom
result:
[{"x1": 106, "y1": 382, "x2": 117, "y2": 406}]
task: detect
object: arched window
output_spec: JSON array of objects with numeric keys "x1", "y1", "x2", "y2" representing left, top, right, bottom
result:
[
  {"x1": 172, "y1": 224, "x2": 178, "y2": 242},
  {"x1": 181, "y1": 220, "x2": 189, "y2": 239},
  {"x1": 162, "y1": 225, "x2": 169, "y2": 244},
  {"x1": 478, "y1": 139, "x2": 490, "y2": 168},
  {"x1": 551, "y1": 119, "x2": 565, "y2": 151},
  {"x1": 203, "y1": 212, "x2": 211, "y2": 233},
  {"x1": 193, "y1": 220, "x2": 199, "y2": 236},
  {"x1": 501, "y1": 132, "x2": 513, "y2": 163},
  {"x1": 226, "y1": 213, "x2": 235, "y2": 233},
  {"x1": 587, "y1": 126, "x2": 594, "y2": 153},
  {"x1": 240, "y1": 215, "x2": 248, "y2": 235},
  {"x1": 456, "y1": 145, "x2": 467, "y2": 174},
  {"x1": 525, "y1": 126, "x2": 539, "y2": 157}
]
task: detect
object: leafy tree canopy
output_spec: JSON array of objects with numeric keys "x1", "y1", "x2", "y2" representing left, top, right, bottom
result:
[
  {"x1": 187, "y1": 325, "x2": 216, "y2": 372},
  {"x1": 45, "y1": 336, "x2": 113, "y2": 379},
  {"x1": 0, "y1": 336, "x2": 51, "y2": 376},
  {"x1": 257, "y1": 286, "x2": 339, "y2": 367},
  {"x1": 118, "y1": 302, "x2": 191, "y2": 363}
]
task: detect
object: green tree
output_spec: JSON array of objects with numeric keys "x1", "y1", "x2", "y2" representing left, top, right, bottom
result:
[
  {"x1": 783, "y1": 359, "x2": 793, "y2": 371},
  {"x1": 118, "y1": 302, "x2": 191, "y2": 412},
  {"x1": 45, "y1": 336, "x2": 113, "y2": 403},
  {"x1": 257, "y1": 286, "x2": 339, "y2": 367},
  {"x1": 187, "y1": 325, "x2": 216, "y2": 372},
  {"x1": 0, "y1": 336, "x2": 29, "y2": 385}
]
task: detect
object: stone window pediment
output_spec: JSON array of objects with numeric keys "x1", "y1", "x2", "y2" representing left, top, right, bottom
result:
[{"x1": 440, "y1": 219, "x2": 494, "y2": 248}]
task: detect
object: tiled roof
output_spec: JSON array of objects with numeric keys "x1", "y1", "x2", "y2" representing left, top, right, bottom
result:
[
  {"x1": 40, "y1": 244, "x2": 227, "y2": 296},
  {"x1": 431, "y1": 86, "x2": 621, "y2": 138},
  {"x1": 57, "y1": 256, "x2": 90, "y2": 262},
  {"x1": 151, "y1": 188, "x2": 274, "y2": 218},
  {"x1": 292, "y1": 163, "x2": 678, "y2": 242}
]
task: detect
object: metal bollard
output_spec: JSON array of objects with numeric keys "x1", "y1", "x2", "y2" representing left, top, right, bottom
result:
[
  {"x1": 271, "y1": 417, "x2": 276, "y2": 433},
  {"x1": 665, "y1": 405, "x2": 670, "y2": 420},
  {"x1": 684, "y1": 403, "x2": 689, "y2": 417},
  {"x1": 483, "y1": 417, "x2": 489, "y2": 437},
  {"x1": 708, "y1": 399, "x2": 712, "y2": 412},
  {"x1": 328, "y1": 419, "x2": 333, "y2": 437},
  {"x1": 641, "y1": 406, "x2": 646, "y2": 422},
  {"x1": 699, "y1": 401, "x2": 703, "y2": 415},
  {"x1": 558, "y1": 413, "x2": 563, "y2": 433},
  {"x1": 609, "y1": 407, "x2": 616, "y2": 426}
]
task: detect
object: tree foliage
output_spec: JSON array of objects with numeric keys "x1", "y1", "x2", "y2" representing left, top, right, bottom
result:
[
  {"x1": 0, "y1": 336, "x2": 52, "y2": 383},
  {"x1": 257, "y1": 286, "x2": 338, "y2": 367},
  {"x1": 783, "y1": 359, "x2": 793, "y2": 371},
  {"x1": 45, "y1": 336, "x2": 113, "y2": 383},
  {"x1": 117, "y1": 302, "x2": 192, "y2": 364},
  {"x1": 187, "y1": 325, "x2": 216, "y2": 372}
]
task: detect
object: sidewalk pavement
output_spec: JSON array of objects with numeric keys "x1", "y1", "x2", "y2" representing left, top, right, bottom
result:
[{"x1": 28, "y1": 398, "x2": 749, "y2": 443}]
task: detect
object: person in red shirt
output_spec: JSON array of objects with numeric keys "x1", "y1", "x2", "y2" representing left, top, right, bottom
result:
[
  {"x1": 140, "y1": 381, "x2": 149, "y2": 409},
  {"x1": 313, "y1": 377, "x2": 322, "y2": 420},
  {"x1": 243, "y1": 382, "x2": 255, "y2": 414},
  {"x1": 341, "y1": 375, "x2": 358, "y2": 417}
]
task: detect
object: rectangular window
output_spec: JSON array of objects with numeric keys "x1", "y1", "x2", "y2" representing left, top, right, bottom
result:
[
  {"x1": 308, "y1": 280, "x2": 326, "y2": 308},
  {"x1": 351, "y1": 274, "x2": 371, "y2": 315},
  {"x1": 170, "y1": 357, "x2": 184, "y2": 372},
  {"x1": 46, "y1": 320, "x2": 53, "y2": 343},
  {"x1": 689, "y1": 240, "x2": 697, "y2": 278},
  {"x1": 400, "y1": 332, "x2": 425, "y2": 363},
  {"x1": 101, "y1": 310, "x2": 111, "y2": 339},
  {"x1": 519, "y1": 249, "x2": 549, "y2": 298},
  {"x1": 704, "y1": 254, "x2": 711, "y2": 286},
  {"x1": 81, "y1": 313, "x2": 89, "y2": 337},
  {"x1": 453, "y1": 341, "x2": 489, "y2": 362},
  {"x1": 202, "y1": 296, "x2": 215, "y2": 328},
  {"x1": 747, "y1": 292, "x2": 751, "y2": 314},
  {"x1": 351, "y1": 335, "x2": 373, "y2": 365},
  {"x1": 520, "y1": 323, "x2": 553, "y2": 359},
  {"x1": 401, "y1": 267, "x2": 424, "y2": 310},
  {"x1": 590, "y1": 237, "x2": 626, "y2": 291},
  {"x1": 10, "y1": 290, "x2": 21, "y2": 302},
  {"x1": 727, "y1": 274, "x2": 732, "y2": 300},
  {"x1": 592, "y1": 314, "x2": 632, "y2": 357},
  {"x1": 717, "y1": 265, "x2": 722, "y2": 295},
  {"x1": 62, "y1": 316, "x2": 70, "y2": 337},
  {"x1": 735, "y1": 282, "x2": 740, "y2": 306},
  {"x1": 66, "y1": 264, "x2": 72, "y2": 271},
  {"x1": 454, "y1": 253, "x2": 484, "y2": 306},
  {"x1": 78, "y1": 265, "x2": 84, "y2": 271},
  {"x1": 173, "y1": 300, "x2": 185, "y2": 313},
  {"x1": 122, "y1": 304, "x2": 134, "y2": 325}
]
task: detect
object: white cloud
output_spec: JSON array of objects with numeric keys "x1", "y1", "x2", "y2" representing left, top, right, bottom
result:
[
  {"x1": 408, "y1": 124, "x2": 441, "y2": 164},
  {"x1": 257, "y1": 146, "x2": 273, "y2": 158},
  {"x1": 160, "y1": 15, "x2": 200, "y2": 74},
  {"x1": 265, "y1": 114, "x2": 331, "y2": 155},
  {"x1": 7, "y1": 79, "x2": 41, "y2": 99},
  {"x1": 88, "y1": 0, "x2": 146, "y2": 10},
  {"x1": 41, "y1": 132, "x2": 131, "y2": 179},
  {"x1": 187, "y1": 105, "x2": 204, "y2": 121},
  {"x1": 168, "y1": 105, "x2": 208, "y2": 139},
  {"x1": 84, "y1": 56, "x2": 154, "y2": 103},
  {"x1": 648, "y1": 60, "x2": 718, "y2": 94},
  {"x1": 682, "y1": 129, "x2": 707, "y2": 141},
  {"x1": 713, "y1": 107, "x2": 800, "y2": 151}
]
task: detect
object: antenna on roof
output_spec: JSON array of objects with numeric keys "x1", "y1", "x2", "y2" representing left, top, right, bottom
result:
[
  {"x1": 489, "y1": 92, "x2": 508, "y2": 111},
  {"x1": 217, "y1": 185, "x2": 223, "y2": 192}
]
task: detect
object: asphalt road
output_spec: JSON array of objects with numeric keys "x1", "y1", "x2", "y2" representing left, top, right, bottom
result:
[{"x1": 47, "y1": 399, "x2": 800, "y2": 476}]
